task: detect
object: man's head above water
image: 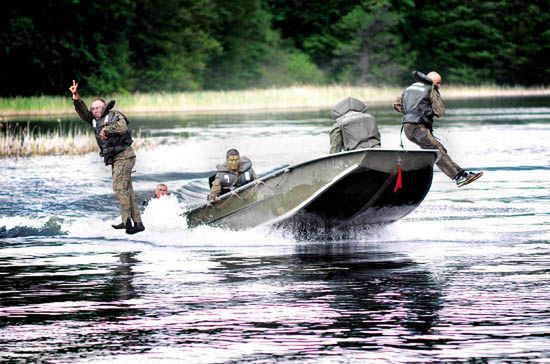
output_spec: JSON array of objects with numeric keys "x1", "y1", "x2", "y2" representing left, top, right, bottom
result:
[
  {"x1": 226, "y1": 149, "x2": 240, "y2": 172},
  {"x1": 155, "y1": 184, "x2": 168, "y2": 199}
]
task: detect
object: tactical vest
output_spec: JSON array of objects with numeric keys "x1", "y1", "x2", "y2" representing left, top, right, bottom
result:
[
  {"x1": 93, "y1": 111, "x2": 133, "y2": 165},
  {"x1": 215, "y1": 157, "x2": 255, "y2": 195},
  {"x1": 402, "y1": 82, "x2": 434, "y2": 126},
  {"x1": 335, "y1": 111, "x2": 381, "y2": 150}
]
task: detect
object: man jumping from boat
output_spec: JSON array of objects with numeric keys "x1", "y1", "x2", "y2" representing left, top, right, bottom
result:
[
  {"x1": 393, "y1": 71, "x2": 483, "y2": 187},
  {"x1": 208, "y1": 149, "x2": 257, "y2": 202},
  {"x1": 329, "y1": 97, "x2": 381, "y2": 154},
  {"x1": 68, "y1": 80, "x2": 145, "y2": 234}
]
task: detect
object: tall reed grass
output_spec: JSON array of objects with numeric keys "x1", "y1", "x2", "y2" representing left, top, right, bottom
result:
[
  {"x1": 0, "y1": 122, "x2": 152, "y2": 158},
  {"x1": 1, "y1": 85, "x2": 548, "y2": 116}
]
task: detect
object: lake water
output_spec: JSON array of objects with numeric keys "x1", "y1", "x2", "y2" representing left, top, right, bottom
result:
[{"x1": 1, "y1": 97, "x2": 549, "y2": 362}]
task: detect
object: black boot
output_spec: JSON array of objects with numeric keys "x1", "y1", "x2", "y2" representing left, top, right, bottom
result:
[
  {"x1": 126, "y1": 222, "x2": 145, "y2": 235},
  {"x1": 112, "y1": 218, "x2": 132, "y2": 230}
]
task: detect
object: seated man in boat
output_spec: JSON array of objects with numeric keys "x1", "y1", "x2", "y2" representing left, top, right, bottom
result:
[
  {"x1": 143, "y1": 183, "x2": 169, "y2": 206},
  {"x1": 329, "y1": 97, "x2": 381, "y2": 154},
  {"x1": 208, "y1": 149, "x2": 258, "y2": 202}
]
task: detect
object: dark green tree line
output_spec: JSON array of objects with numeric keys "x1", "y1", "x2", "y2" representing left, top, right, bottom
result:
[
  {"x1": 402, "y1": 0, "x2": 550, "y2": 85},
  {"x1": 0, "y1": 0, "x2": 134, "y2": 95},
  {"x1": 128, "y1": 0, "x2": 222, "y2": 91},
  {"x1": 0, "y1": 0, "x2": 548, "y2": 96}
]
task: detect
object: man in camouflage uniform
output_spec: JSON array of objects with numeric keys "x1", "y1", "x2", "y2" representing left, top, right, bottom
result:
[
  {"x1": 393, "y1": 71, "x2": 483, "y2": 187},
  {"x1": 69, "y1": 80, "x2": 145, "y2": 234}
]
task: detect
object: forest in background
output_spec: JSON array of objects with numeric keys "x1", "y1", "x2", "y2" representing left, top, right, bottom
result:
[{"x1": 1, "y1": 0, "x2": 549, "y2": 97}]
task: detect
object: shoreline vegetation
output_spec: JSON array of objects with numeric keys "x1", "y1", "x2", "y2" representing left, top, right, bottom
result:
[
  {"x1": 1, "y1": 85, "x2": 549, "y2": 159},
  {"x1": 1, "y1": 85, "x2": 549, "y2": 117},
  {"x1": 0, "y1": 124, "x2": 153, "y2": 159}
]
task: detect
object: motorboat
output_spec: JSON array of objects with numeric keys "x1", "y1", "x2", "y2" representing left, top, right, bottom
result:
[{"x1": 186, "y1": 149, "x2": 438, "y2": 236}]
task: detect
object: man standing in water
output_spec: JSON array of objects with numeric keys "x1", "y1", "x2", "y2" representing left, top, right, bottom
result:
[
  {"x1": 393, "y1": 71, "x2": 483, "y2": 187},
  {"x1": 69, "y1": 80, "x2": 145, "y2": 234}
]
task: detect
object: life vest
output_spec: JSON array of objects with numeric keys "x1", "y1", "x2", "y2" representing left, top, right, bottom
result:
[
  {"x1": 93, "y1": 103, "x2": 133, "y2": 165},
  {"x1": 214, "y1": 156, "x2": 255, "y2": 195},
  {"x1": 331, "y1": 97, "x2": 381, "y2": 150},
  {"x1": 402, "y1": 71, "x2": 435, "y2": 127}
]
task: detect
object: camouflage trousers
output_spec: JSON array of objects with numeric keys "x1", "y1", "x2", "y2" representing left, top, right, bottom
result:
[
  {"x1": 112, "y1": 156, "x2": 141, "y2": 223},
  {"x1": 404, "y1": 123, "x2": 464, "y2": 180}
]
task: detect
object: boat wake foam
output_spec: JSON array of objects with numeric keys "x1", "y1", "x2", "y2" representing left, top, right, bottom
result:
[
  {"x1": 0, "y1": 217, "x2": 66, "y2": 238},
  {"x1": 0, "y1": 195, "x2": 295, "y2": 247},
  {"x1": 2, "y1": 195, "x2": 463, "y2": 245}
]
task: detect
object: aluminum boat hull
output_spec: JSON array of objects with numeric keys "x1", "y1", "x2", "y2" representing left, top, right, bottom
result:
[{"x1": 186, "y1": 149, "x2": 438, "y2": 234}]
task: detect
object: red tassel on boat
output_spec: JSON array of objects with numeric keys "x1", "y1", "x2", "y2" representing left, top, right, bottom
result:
[{"x1": 394, "y1": 160, "x2": 403, "y2": 193}]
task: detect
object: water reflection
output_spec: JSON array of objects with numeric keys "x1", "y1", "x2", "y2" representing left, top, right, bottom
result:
[
  {"x1": 295, "y1": 244, "x2": 442, "y2": 346},
  {"x1": 0, "y1": 248, "x2": 154, "y2": 361},
  {"x1": 0, "y1": 249, "x2": 141, "y2": 323},
  {"x1": 100, "y1": 252, "x2": 138, "y2": 301},
  {"x1": 209, "y1": 243, "x2": 443, "y2": 355}
]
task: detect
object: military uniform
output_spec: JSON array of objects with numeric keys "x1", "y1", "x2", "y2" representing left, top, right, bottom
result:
[
  {"x1": 208, "y1": 156, "x2": 257, "y2": 201},
  {"x1": 74, "y1": 99, "x2": 142, "y2": 226},
  {"x1": 393, "y1": 72, "x2": 464, "y2": 180},
  {"x1": 329, "y1": 97, "x2": 381, "y2": 154}
]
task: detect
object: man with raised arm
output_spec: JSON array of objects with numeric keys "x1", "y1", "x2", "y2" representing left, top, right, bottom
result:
[{"x1": 69, "y1": 80, "x2": 145, "y2": 234}]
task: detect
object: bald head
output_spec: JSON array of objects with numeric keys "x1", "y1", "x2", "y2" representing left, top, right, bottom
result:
[
  {"x1": 427, "y1": 71, "x2": 442, "y2": 87},
  {"x1": 90, "y1": 99, "x2": 106, "y2": 119}
]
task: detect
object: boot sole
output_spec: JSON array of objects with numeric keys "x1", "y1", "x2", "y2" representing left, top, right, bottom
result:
[
  {"x1": 126, "y1": 228, "x2": 145, "y2": 235},
  {"x1": 457, "y1": 172, "x2": 483, "y2": 187}
]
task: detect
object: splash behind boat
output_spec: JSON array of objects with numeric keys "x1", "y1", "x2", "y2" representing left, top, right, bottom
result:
[{"x1": 186, "y1": 149, "x2": 438, "y2": 235}]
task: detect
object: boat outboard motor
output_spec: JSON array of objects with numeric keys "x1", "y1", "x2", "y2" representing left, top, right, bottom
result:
[{"x1": 331, "y1": 97, "x2": 381, "y2": 150}]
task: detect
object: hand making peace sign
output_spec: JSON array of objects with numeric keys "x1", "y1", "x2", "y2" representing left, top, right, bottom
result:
[{"x1": 69, "y1": 80, "x2": 80, "y2": 100}]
